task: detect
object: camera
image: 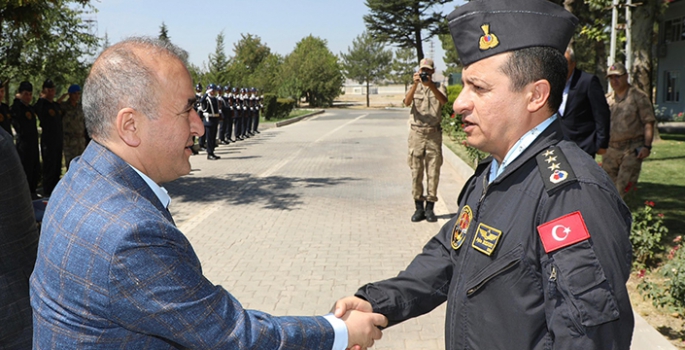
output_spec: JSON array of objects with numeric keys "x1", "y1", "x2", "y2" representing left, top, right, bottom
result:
[{"x1": 420, "y1": 72, "x2": 429, "y2": 82}]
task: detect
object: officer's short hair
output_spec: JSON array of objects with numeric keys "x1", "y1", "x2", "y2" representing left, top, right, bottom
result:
[
  {"x1": 500, "y1": 47, "x2": 568, "y2": 114},
  {"x1": 83, "y1": 36, "x2": 187, "y2": 140}
]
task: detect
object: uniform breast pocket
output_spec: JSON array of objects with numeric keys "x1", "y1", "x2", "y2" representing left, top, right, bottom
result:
[
  {"x1": 549, "y1": 241, "x2": 620, "y2": 329},
  {"x1": 464, "y1": 244, "x2": 524, "y2": 297}
]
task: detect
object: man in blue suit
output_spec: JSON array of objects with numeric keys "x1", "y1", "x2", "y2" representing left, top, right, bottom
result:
[
  {"x1": 558, "y1": 47, "x2": 611, "y2": 158},
  {"x1": 30, "y1": 37, "x2": 386, "y2": 350}
]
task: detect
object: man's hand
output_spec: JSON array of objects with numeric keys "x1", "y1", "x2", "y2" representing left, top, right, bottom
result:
[
  {"x1": 636, "y1": 147, "x2": 650, "y2": 160},
  {"x1": 332, "y1": 296, "x2": 373, "y2": 317},
  {"x1": 341, "y1": 310, "x2": 387, "y2": 350}
]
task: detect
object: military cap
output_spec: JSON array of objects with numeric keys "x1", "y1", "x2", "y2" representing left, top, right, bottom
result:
[
  {"x1": 420, "y1": 58, "x2": 435, "y2": 70},
  {"x1": 43, "y1": 79, "x2": 55, "y2": 89},
  {"x1": 195, "y1": 83, "x2": 203, "y2": 91},
  {"x1": 18, "y1": 81, "x2": 33, "y2": 92},
  {"x1": 447, "y1": 0, "x2": 578, "y2": 66},
  {"x1": 68, "y1": 84, "x2": 81, "y2": 93},
  {"x1": 606, "y1": 62, "x2": 627, "y2": 77}
]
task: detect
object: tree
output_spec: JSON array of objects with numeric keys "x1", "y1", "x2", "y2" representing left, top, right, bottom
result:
[
  {"x1": 206, "y1": 31, "x2": 229, "y2": 85},
  {"x1": 391, "y1": 47, "x2": 416, "y2": 92},
  {"x1": 250, "y1": 53, "x2": 283, "y2": 93},
  {"x1": 341, "y1": 32, "x2": 393, "y2": 107},
  {"x1": 0, "y1": 0, "x2": 99, "y2": 99},
  {"x1": 629, "y1": 1, "x2": 665, "y2": 101},
  {"x1": 225, "y1": 33, "x2": 272, "y2": 88},
  {"x1": 158, "y1": 22, "x2": 170, "y2": 43},
  {"x1": 363, "y1": 0, "x2": 450, "y2": 64},
  {"x1": 438, "y1": 32, "x2": 460, "y2": 76},
  {"x1": 280, "y1": 35, "x2": 343, "y2": 107}
]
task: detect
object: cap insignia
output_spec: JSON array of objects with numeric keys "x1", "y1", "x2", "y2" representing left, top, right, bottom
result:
[{"x1": 479, "y1": 24, "x2": 499, "y2": 51}]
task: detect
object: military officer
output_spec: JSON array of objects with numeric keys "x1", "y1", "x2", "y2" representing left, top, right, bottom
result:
[
  {"x1": 219, "y1": 85, "x2": 233, "y2": 144},
  {"x1": 232, "y1": 87, "x2": 243, "y2": 141},
  {"x1": 34, "y1": 79, "x2": 63, "y2": 197},
  {"x1": 60, "y1": 84, "x2": 87, "y2": 169},
  {"x1": 0, "y1": 81, "x2": 12, "y2": 136},
  {"x1": 334, "y1": 1, "x2": 635, "y2": 349},
  {"x1": 201, "y1": 84, "x2": 221, "y2": 160},
  {"x1": 11, "y1": 81, "x2": 41, "y2": 199},
  {"x1": 240, "y1": 88, "x2": 250, "y2": 139},
  {"x1": 195, "y1": 83, "x2": 206, "y2": 151}
]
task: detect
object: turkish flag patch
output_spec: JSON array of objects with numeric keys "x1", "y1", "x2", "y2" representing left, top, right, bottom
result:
[{"x1": 537, "y1": 211, "x2": 591, "y2": 253}]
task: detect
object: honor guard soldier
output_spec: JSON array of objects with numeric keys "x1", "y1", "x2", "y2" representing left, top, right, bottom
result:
[
  {"x1": 11, "y1": 81, "x2": 41, "y2": 199},
  {"x1": 34, "y1": 79, "x2": 63, "y2": 197},
  {"x1": 240, "y1": 88, "x2": 250, "y2": 139},
  {"x1": 231, "y1": 87, "x2": 243, "y2": 140},
  {"x1": 335, "y1": 0, "x2": 635, "y2": 349},
  {"x1": 200, "y1": 84, "x2": 221, "y2": 160},
  {"x1": 248, "y1": 87, "x2": 258, "y2": 135},
  {"x1": 195, "y1": 83, "x2": 206, "y2": 151},
  {"x1": 254, "y1": 88, "x2": 262, "y2": 134},
  {"x1": 219, "y1": 85, "x2": 233, "y2": 144},
  {"x1": 0, "y1": 80, "x2": 12, "y2": 136}
]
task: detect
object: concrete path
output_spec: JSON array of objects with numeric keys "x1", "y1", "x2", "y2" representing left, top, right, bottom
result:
[{"x1": 164, "y1": 109, "x2": 675, "y2": 349}]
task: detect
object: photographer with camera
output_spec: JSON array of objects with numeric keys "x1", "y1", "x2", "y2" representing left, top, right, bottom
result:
[{"x1": 403, "y1": 58, "x2": 447, "y2": 223}]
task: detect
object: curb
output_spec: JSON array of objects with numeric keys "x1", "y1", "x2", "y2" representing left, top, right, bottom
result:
[
  {"x1": 275, "y1": 110, "x2": 325, "y2": 128},
  {"x1": 441, "y1": 143, "x2": 475, "y2": 182}
]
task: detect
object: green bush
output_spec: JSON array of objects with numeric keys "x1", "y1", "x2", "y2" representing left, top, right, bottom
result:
[
  {"x1": 440, "y1": 84, "x2": 489, "y2": 164},
  {"x1": 638, "y1": 235, "x2": 685, "y2": 322},
  {"x1": 630, "y1": 201, "x2": 668, "y2": 269},
  {"x1": 262, "y1": 94, "x2": 296, "y2": 120}
]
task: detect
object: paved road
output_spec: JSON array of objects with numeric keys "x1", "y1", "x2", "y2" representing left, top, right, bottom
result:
[{"x1": 164, "y1": 108, "x2": 675, "y2": 349}]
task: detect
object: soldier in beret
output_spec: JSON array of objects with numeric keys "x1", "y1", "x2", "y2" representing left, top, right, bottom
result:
[
  {"x1": 35, "y1": 79, "x2": 63, "y2": 197},
  {"x1": 60, "y1": 84, "x2": 87, "y2": 169},
  {"x1": 334, "y1": 0, "x2": 634, "y2": 349},
  {"x1": 11, "y1": 81, "x2": 41, "y2": 199}
]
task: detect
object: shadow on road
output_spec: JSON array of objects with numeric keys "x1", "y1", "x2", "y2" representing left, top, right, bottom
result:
[{"x1": 166, "y1": 174, "x2": 360, "y2": 210}]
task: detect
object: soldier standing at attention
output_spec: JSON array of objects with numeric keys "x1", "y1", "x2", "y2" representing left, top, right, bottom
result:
[
  {"x1": 602, "y1": 62, "x2": 656, "y2": 197},
  {"x1": 403, "y1": 58, "x2": 447, "y2": 223},
  {"x1": 0, "y1": 81, "x2": 12, "y2": 136},
  {"x1": 232, "y1": 87, "x2": 243, "y2": 141},
  {"x1": 11, "y1": 81, "x2": 41, "y2": 199},
  {"x1": 201, "y1": 84, "x2": 221, "y2": 160},
  {"x1": 219, "y1": 85, "x2": 233, "y2": 144},
  {"x1": 60, "y1": 84, "x2": 87, "y2": 169},
  {"x1": 35, "y1": 79, "x2": 63, "y2": 197}
]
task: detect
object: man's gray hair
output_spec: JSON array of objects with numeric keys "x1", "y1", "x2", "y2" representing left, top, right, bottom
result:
[
  {"x1": 82, "y1": 36, "x2": 187, "y2": 140},
  {"x1": 565, "y1": 46, "x2": 576, "y2": 63}
]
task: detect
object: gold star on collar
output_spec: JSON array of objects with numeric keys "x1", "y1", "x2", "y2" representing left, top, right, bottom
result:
[
  {"x1": 545, "y1": 156, "x2": 557, "y2": 164},
  {"x1": 543, "y1": 150, "x2": 555, "y2": 157},
  {"x1": 548, "y1": 163, "x2": 560, "y2": 171}
]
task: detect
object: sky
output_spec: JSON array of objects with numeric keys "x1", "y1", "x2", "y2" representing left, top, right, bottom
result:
[{"x1": 91, "y1": 0, "x2": 463, "y2": 76}]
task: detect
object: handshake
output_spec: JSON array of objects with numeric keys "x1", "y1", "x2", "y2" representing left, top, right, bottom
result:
[{"x1": 331, "y1": 296, "x2": 388, "y2": 350}]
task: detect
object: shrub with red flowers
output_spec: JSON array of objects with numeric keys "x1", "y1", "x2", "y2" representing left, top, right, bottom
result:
[
  {"x1": 630, "y1": 201, "x2": 668, "y2": 268},
  {"x1": 638, "y1": 235, "x2": 685, "y2": 324}
]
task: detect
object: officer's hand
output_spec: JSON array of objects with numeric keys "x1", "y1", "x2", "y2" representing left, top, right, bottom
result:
[
  {"x1": 637, "y1": 147, "x2": 650, "y2": 159},
  {"x1": 333, "y1": 296, "x2": 373, "y2": 317},
  {"x1": 341, "y1": 310, "x2": 387, "y2": 350}
]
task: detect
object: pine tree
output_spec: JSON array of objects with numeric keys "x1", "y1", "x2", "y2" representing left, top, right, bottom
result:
[
  {"x1": 341, "y1": 32, "x2": 393, "y2": 107},
  {"x1": 391, "y1": 47, "x2": 417, "y2": 92}
]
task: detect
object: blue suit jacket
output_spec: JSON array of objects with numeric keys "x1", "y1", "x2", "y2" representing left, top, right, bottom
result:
[
  {"x1": 30, "y1": 141, "x2": 335, "y2": 349},
  {"x1": 559, "y1": 68, "x2": 611, "y2": 156}
]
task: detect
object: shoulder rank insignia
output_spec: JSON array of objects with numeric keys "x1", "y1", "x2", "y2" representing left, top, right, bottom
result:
[
  {"x1": 452, "y1": 205, "x2": 473, "y2": 250},
  {"x1": 536, "y1": 146, "x2": 577, "y2": 193},
  {"x1": 479, "y1": 24, "x2": 499, "y2": 51},
  {"x1": 471, "y1": 223, "x2": 502, "y2": 256}
]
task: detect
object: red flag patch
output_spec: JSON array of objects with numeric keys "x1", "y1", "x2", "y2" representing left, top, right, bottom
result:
[{"x1": 537, "y1": 211, "x2": 590, "y2": 253}]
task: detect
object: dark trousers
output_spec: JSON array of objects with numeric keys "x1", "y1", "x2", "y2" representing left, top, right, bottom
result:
[
  {"x1": 16, "y1": 138, "x2": 41, "y2": 196},
  {"x1": 220, "y1": 114, "x2": 233, "y2": 141},
  {"x1": 41, "y1": 138, "x2": 63, "y2": 197},
  {"x1": 253, "y1": 110, "x2": 260, "y2": 132},
  {"x1": 242, "y1": 113, "x2": 250, "y2": 137},
  {"x1": 234, "y1": 111, "x2": 243, "y2": 139},
  {"x1": 204, "y1": 118, "x2": 220, "y2": 155}
]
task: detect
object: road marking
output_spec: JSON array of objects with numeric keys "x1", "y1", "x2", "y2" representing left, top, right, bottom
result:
[{"x1": 258, "y1": 114, "x2": 368, "y2": 178}]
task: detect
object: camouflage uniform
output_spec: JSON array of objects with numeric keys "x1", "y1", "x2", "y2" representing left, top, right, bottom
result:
[
  {"x1": 407, "y1": 83, "x2": 447, "y2": 202},
  {"x1": 60, "y1": 100, "x2": 86, "y2": 169},
  {"x1": 602, "y1": 85, "x2": 655, "y2": 196}
]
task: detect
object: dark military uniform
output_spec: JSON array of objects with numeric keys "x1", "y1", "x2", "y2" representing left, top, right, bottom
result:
[
  {"x1": 0, "y1": 101, "x2": 11, "y2": 136},
  {"x1": 356, "y1": 122, "x2": 634, "y2": 349},
  {"x1": 200, "y1": 89, "x2": 221, "y2": 159},
  {"x1": 11, "y1": 98, "x2": 40, "y2": 198},
  {"x1": 35, "y1": 97, "x2": 63, "y2": 197},
  {"x1": 219, "y1": 87, "x2": 233, "y2": 144}
]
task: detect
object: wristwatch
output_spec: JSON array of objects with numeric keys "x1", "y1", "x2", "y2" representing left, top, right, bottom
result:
[{"x1": 643, "y1": 144, "x2": 652, "y2": 150}]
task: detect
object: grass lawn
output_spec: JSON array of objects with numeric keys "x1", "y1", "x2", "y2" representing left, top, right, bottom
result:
[{"x1": 263, "y1": 109, "x2": 319, "y2": 123}]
